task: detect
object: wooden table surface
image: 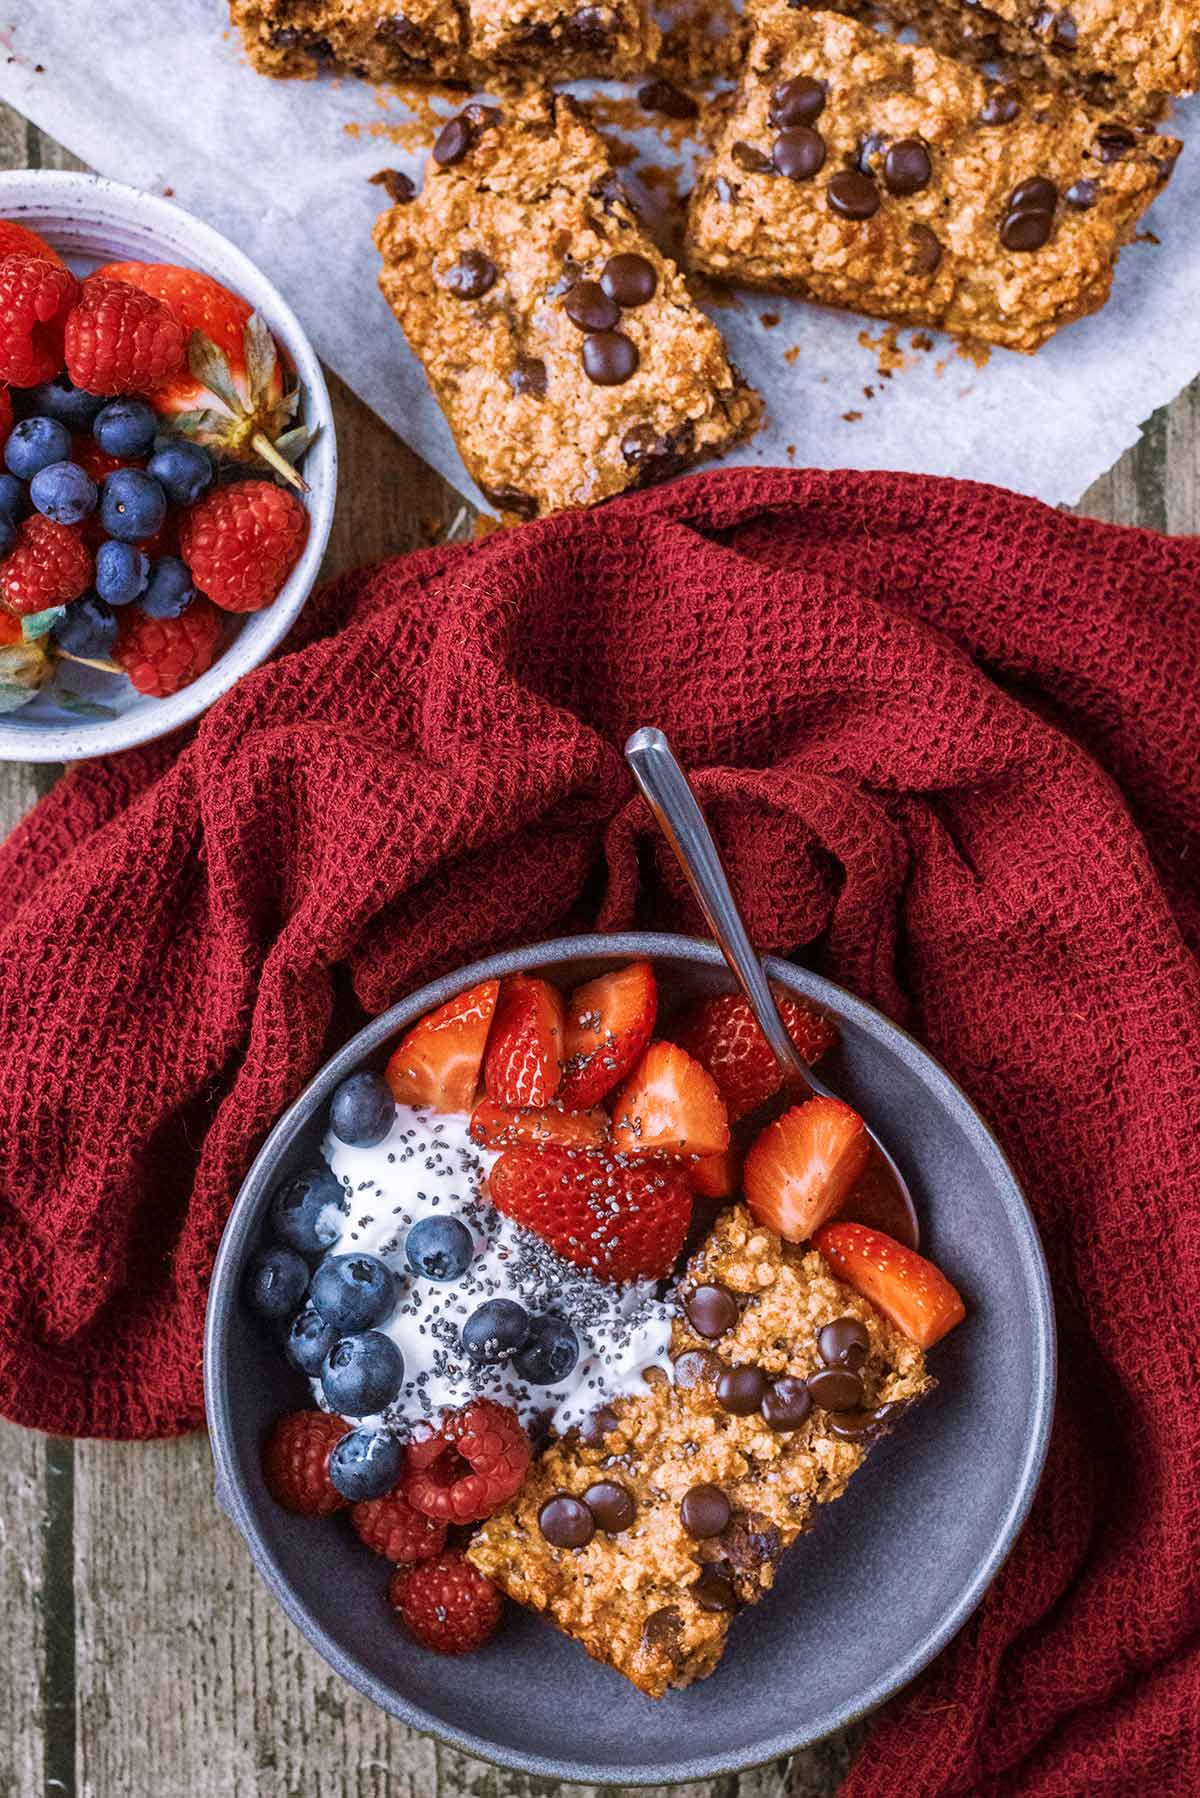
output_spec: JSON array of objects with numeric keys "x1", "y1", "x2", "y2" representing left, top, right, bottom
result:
[{"x1": 1, "y1": 106, "x2": 1196, "y2": 1798}]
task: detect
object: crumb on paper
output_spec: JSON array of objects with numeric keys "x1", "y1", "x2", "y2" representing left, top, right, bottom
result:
[
  {"x1": 785, "y1": 444, "x2": 796, "y2": 459},
  {"x1": 863, "y1": 385, "x2": 875, "y2": 399},
  {"x1": 955, "y1": 340, "x2": 992, "y2": 369},
  {"x1": 760, "y1": 312, "x2": 780, "y2": 328},
  {"x1": 843, "y1": 410, "x2": 863, "y2": 422},
  {"x1": 784, "y1": 345, "x2": 801, "y2": 366},
  {"x1": 911, "y1": 332, "x2": 934, "y2": 352},
  {"x1": 857, "y1": 324, "x2": 908, "y2": 377},
  {"x1": 370, "y1": 168, "x2": 417, "y2": 204}
]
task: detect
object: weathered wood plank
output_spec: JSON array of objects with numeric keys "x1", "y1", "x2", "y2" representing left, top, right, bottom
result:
[{"x1": 0, "y1": 1423, "x2": 53, "y2": 1798}]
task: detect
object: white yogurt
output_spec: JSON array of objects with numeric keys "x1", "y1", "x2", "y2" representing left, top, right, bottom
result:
[{"x1": 313, "y1": 1105, "x2": 674, "y2": 1434}]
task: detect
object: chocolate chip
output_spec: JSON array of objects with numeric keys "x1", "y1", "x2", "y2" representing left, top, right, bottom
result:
[
  {"x1": 377, "y1": 14, "x2": 426, "y2": 51},
  {"x1": 681, "y1": 1483, "x2": 731, "y2": 1538},
  {"x1": 827, "y1": 170, "x2": 880, "y2": 220},
  {"x1": 692, "y1": 1564, "x2": 738, "y2": 1612},
  {"x1": 761, "y1": 1377, "x2": 812, "y2": 1432},
  {"x1": 433, "y1": 116, "x2": 472, "y2": 166},
  {"x1": 480, "y1": 484, "x2": 538, "y2": 520},
  {"x1": 642, "y1": 1605, "x2": 683, "y2": 1654},
  {"x1": 684, "y1": 1283, "x2": 739, "y2": 1338},
  {"x1": 806, "y1": 1366, "x2": 865, "y2": 1412},
  {"x1": 1065, "y1": 179, "x2": 1099, "y2": 209},
  {"x1": 721, "y1": 1508, "x2": 782, "y2": 1590},
  {"x1": 883, "y1": 138, "x2": 932, "y2": 196},
  {"x1": 772, "y1": 127, "x2": 825, "y2": 181},
  {"x1": 907, "y1": 224, "x2": 943, "y2": 275},
  {"x1": 980, "y1": 89, "x2": 1020, "y2": 125},
  {"x1": 580, "y1": 1404, "x2": 619, "y2": 1446},
  {"x1": 601, "y1": 252, "x2": 657, "y2": 308},
  {"x1": 732, "y1": 141, "x2": 774, "y2": 175},
  {"x1": 1009, "y1": 176, "x2": 1058, "y2": 212},
  {"x1": 539, "y1": 1493, "x2": 595, "y2": 1548},
  {"x1": 672, "y1": 1346, "x2": 723, "y2": 1389},
  {"x1": 637, "y1": 78, "x2": 698, "y2": 120},
  {"x1": 510, "y1": 355, "x2": 547, "y2": 397},
  {"x1": 769, "y1": 75, "x2": 825, "y2": 128},
  {"x1": 582, "y1": 330, "x2": 638, "y2": 386},
  {"x1": 368, "y1": 168, "x2": 416, "y2": 205},
  {"x1": 564, "y1": 279, "x2": 621, "y2": 332},
  {"x1": 583, "y1": 1480, "x2": 636, "y2": 1533},
  {"x1": 1096, "y1": 124, "x2": 1138, "y2": 162},
  {"x1": 716, "y1": 1364, "x2": 768, "y2": 1415},
  {"x1": 817, "y1": 1316, "x2": 870, "y2": 1371},
  {"x1": 1000, "y1": 209, "x2": 1053, "y2": 251},
  {"x1": 443, "y1": 249, "x2": 497, "y2": 299}
]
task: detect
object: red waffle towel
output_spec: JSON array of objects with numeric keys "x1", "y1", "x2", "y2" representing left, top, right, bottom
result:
[{"x1": 1, "y1": 468, "x2": 1198, "y2": 1793}]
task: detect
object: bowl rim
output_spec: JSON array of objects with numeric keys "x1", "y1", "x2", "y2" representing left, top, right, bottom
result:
[
  {"x1": 0, "y1": 168, "x2": 337, "y2": 763},
  {"x1": 204, "y1": 931, "x2": 1056, "y2": 1784}
]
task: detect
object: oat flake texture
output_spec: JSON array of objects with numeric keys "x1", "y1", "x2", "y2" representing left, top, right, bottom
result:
[{"x1": 1, "y1": 467, "x2": 1199, "y2": 1793}]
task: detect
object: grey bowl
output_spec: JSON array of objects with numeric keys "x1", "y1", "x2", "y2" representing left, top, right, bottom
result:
[{"x1": 204, "y1": 933, "x2": 1054, "y2": 1785}]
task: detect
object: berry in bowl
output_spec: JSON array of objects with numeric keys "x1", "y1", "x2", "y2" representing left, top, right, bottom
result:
[
  {"x1": 0, "y1": 171, "x2": 335, "y2": 761},
  {"x1": 206, "y1": 935, "x2": 1053, "y2": 1782}
]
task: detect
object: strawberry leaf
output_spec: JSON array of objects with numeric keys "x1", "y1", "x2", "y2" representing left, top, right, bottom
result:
[
  {"x1": 169, "y1": 407, "x2": 230, "y2": 438},
  {"x1": 187, "y1": 329, "x2": 243, "y2": 415},
  {"x1": 243, "y1": 311, "x2": 278, "y2": 404},
  {"x1": 21, "y1": 605, "x2": 65, "y2": 641},
  {"x1": 274, "y1": 425, "x2": 315, "y2": 465}
]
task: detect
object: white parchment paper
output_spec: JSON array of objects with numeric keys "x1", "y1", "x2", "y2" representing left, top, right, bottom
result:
[{"x1": 1, "y1": 0, "x2": 1197, "y2": 507}]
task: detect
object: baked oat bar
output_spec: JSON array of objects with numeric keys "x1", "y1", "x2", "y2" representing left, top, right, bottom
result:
[
  {"x1": 468, "y1": 1204, "x2": 931, "y2": 1696},
  {"x1": 684, "y1": 5, "x2": 1181, "y2": 354},
  {"x1": 373, "y1": 94, "x2": 762, "y2": 519}
]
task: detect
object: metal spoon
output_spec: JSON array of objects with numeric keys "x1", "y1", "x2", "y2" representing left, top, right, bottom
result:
[{"x1": 624, "y1": 726, "x2": 919, "y2": 1250}]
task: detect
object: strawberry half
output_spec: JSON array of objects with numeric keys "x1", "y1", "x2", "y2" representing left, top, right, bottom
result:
[
  {"x1": 483, "y1": 974, "x2": 564, "y2": 1109},
  {"x1": 468, "y1": 1099, "x2": 609, "y2": 1151},
  {"x1": 743, "y1": 1096, "x2": 869, "y2": 1243},
  {"x1": 688, "y1": 1148, "x2": 740, "y2": 1200},
  {"x1": 488, "y1": 1145, "x2": 692, "y2": 1281},
  {"x1": 814, "y1": 1222, "x2": 966, "y2": 1349},
  {"x1": 385, "y1": 979, "x2": 500, "y2": 1113},
  {"x1": 610, "y1": 1041, "x2": 729, "y2": 1159},
  {"x1": 673, "y1": 988, "x2": 838, "y2": 1123},
  {"x1": 558, "y1": 960, "x2": 657, "y2": 1108}
]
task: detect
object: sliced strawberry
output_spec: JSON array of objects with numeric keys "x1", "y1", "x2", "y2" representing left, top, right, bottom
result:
[
  {"x1": 743, "y1": 1096, "x2": 869, "y2": 1243},
  {"x1": 468, "y1": 1098, "x2": 609, "y2": 1151},
  {"x1": 610, "y1": 1041, "x2": 729, "y2": 1159},
  {"x1": 673, "y1": 988, "x2": 838, "y2": 1124},
  {"x1": 488, "y1": 1145, "x2": 692, "y2": 1281},
  {"x1": 558, "y1": 960, "x2": 657, "y2": 1108},
  {"x1": 385, "y1": 979, "x2": 500, "y2": 1113},
  {"x1": 814, "y1": 1222, "x2": 966, "y2": 1349},
  {"x1": 483, "y1": 974, "x2": 564, "y2": 1108},
  {"x1": 689, "y1": 1148, "x2": 741, "y2": 1200}
]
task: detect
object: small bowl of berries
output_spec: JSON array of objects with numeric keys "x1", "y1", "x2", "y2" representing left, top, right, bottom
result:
[{"x1": 0, "y1": 170, "x2": 336, "y2": 761}]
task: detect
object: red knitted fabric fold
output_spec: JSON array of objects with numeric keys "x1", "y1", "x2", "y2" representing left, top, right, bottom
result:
[{"x1": 1, "y1": 467, "x2": 1198, "y2": 1794}]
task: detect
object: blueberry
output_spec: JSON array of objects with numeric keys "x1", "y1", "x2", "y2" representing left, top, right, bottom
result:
[
  {"x1": 30, "y1": 460, "x2": 98, "y2": 526},
  {"x1": 0, "y1": 474, "x2": 29, "y2": 521},
  {"x1": 28, "y1": 375, "x2": 104, "y2": 432},
  {"x1": 511, "y1": 1314, "x2": 580, "y2": 1385},
  {"x1": 141, "y1": 555, "x2": 196, "y2": 619},
  {"x1": 53, "y1": 596, "x2": 118, "y2": 659},
  {"x1": 329, "y1": 1070, "x2": 394, "y2": 1148},
  {"x1": 405, "y1": 1215, "x2": 474, "y2": 1283},
  {"x1": 310, "y1": 1253, "x2": 398, "y2": 1332},
  {"x1": 269, "y1": 1165, "x2": 344, "y2": 1257},
  {"x1": 461, "y1": 1298, "x2": 530, "y2": 1365},
  {"x1": 245, "y1": 1245, "x2": 309, "y2": 1320},
  {"x1": 93, "y1": 397, "x2": 158, "y2": 459},
  {"x1": 147, "y1": 437, "x2": 213, "y2": 506},
  {"x1": 99, "y1": 468, "x2": 167, "y2": 543},
  {"x1": 285, "y1": 1305, "x2": 340, "y2": 1375},
  {"x1": 95, "y1": 540, "x2": 150, "y2": 607},
  {"x1": 328, "y1": 1427, "x2": 406, "y2": 1501},
  {"x1": 5, "y1": 416, "x2": 71, "y2": 481},
  {"x1": 321, "y1": 1331, "x2": 404, "y2": 1415}
]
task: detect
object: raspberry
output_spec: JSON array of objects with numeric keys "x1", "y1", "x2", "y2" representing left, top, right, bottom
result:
[
  {"x1": 64, "y1": 275, "x2": 185, "y2": 396},
  {"x1": 179, "y1": 480, "x2": 309, "y2": 613},
  {"x1": 115, "y1": 598, "x2": 223, "y2": 697},
  {"x1": 263, "y1": 1410, "x2": 350, "y2": 1516},
  {"x1": 0, "y1": 253, "x2": 79, "y2": 387},
  {"x1": 0, "y1": 516, "x2": 92, "y2": 617},
  {"x1": 351, "y1": 1489, "x2": 448, "y2": 1564},
  {"x1": 389, "y1": 1552, "x2": 503, "y2": 1655},
  {"x1": 0, "y1": 221, "x2": 65, "y2": 267},
  {"x1": 404, "y1": 1399, "x2": 531, "y2": 1525}
]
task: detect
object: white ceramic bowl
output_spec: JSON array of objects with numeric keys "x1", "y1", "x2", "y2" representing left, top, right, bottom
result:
[{"x1": 0, "y1": 170, "x2": 337, "y2": 762}]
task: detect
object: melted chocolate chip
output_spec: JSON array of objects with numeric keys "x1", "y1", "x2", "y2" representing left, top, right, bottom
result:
[
  {"x1": 684, "y1": 1283, "x2": 740, "y2": 1338},
  {"x1": 580, "y1": 1404, "x2": 619, "y2": 1446},
  {"x1": 539, "y1": 1493, "x2": 595, "y2": 1548},
  {"x1": 732, "y1": 140, "x2": 774, "y2": 175},
  {"x1": 443, "y1": 249, "x2": 497, "y2": 298},
  {"x1": 1096, "y1": 123, "x2": 1138, "y2": 162},
  {"x1": 692, "y1": 1564, "x2": 738, "y2": 1612},
  {"x1": 980, "y1": 88, "x2": 1020, "y2": 126},
  {"x1": 637, "y1": 78, "x2": 698, "y2": 120},
  {"x1": 642, "y1": 1605, "x2": 683, "y2": 1655},
  {"x1": 761, "y1": 1376, "x2": 812, "y2": 1432},
  {"x1": 582, "y1": 330, "x2": 639, "y2": 386},
  {"x1": 1009, "y1": 176, "x2": 1058, "y2": 212},
  {"x1": 681, "y1": 1483, "x2": 732, "y2": 1539},
  {"x1": 672, "y1": 1346, "x2": 723, "y2": 1390},
  {"x1": 583, "y1": 1480, "x2": 636, "y2": 1533},
  {"x1": 883, "y1": 138, "x2": 932, "y2": 196},
  {"x1": 807, "y1": 1366, "x2": 865, "y2": 1412},
  {"x1": 827, "y1": 170, "x2": 880, "y2": 219},
  {"x1": 564, "y1": 278, "x2": 621, "y2": 332},
  {"x1": 1065, "y1": 178, "x2": 1099, "y2": 209},
  {"x1": 908, "y1": 224, "x2": 943, "y2": 275},
  {"x1": 510, "y1": 355, "x2": 547, "y2": 397},
  {"x1": 769, "y1": 75, "x2": 826, "y2": 128},
  {"x1": 828, "y1": 1397, "x2": 913, "y2": 1441},
  {"x1": 480, "y1": 484, "x2": 538, "y2": 520},
  {"x1": 563, "y1": 5, "x2": 611, "y2": 48},
  {"x1": 772, "y1": 127, "x2": 826, "y2": 181},
  {"x1": 716, "y1": 1364, "x2": 768, "y2": 1415},
  {"x1": 722, "y1": 1509, "x2": 782, "y2": 1592},
  {"x1": 1000, "y1": 209, "x2": 1053, "y2": 251},
  {"x1": 433, "y1": 116, "x2": 472, "y2": 166},
  {"x1": 601, "y1": 252, "x2": 657, "y2": 307},
  {"x1": 369, "y1": 168, "x2": 416, "y2": 205},
  {"x1": 817, "y1": 1316, "x2": 870, "y2": 1371}
]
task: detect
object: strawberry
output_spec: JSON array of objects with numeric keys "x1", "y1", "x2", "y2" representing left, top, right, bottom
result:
[
  {"x1": 114, "y1": 599, "x2": 223, "y2": 697},
  {"x1": 557, "y1": 960, "x2": 657, "y2": 1108},
  {"x1": 0, "y1": 254, "x2": 79, "y2": 387},
  {"x1": 488, "y1": 1144, "x2": 692, "y2": 1281},
  {"x1": 814, "y1": 1222, "x2": 966, "y2": 1349},
  {"x1": 178, "y1": 480, "x2": 309, "y2": 613},
  {"x1": 689, "y1": 1147, "x2": 740, "y2": 1200},
  {"x1": 95, "y1": 260, "x2": 312, "y2": 490},
  {"x1": 389, "y1": 1552, "x2": 503, "y2": 1655},
  {"x1": 673, "y1": 988, "x2": 838, "y2": 1124},
  {"x1": 744, "y1": 1096, "x2": 870, "y2": 1243},
  {"x1": 468, "y1": 1098, "x2": 609, "y2": 1151},
  {"x1": 0, "y1": 221, "x2": 65, "y2": 267},
  {"x1": 0, "y1": 516, "x2": 91, "y2": 616},
  {"x1": 262, "y1": 1410, "x2": 350, "y2": 1516},
  {"x1": 609, "y1": 1041, "x2": 729, "y2": 1159},
  {"x1": 404, "y1": 1399, "x2": 531, "y2": 1525},
  {"x1": 351, "y1": 1488, "x2": 447, "y2": 1563},
  {"x1": 483, "y1": 974, "x2": 565, "y2": 1108},
  {"x1": 385, "y1": 979, "x2": 500, "y2": 1113},
  {"x1": 64, "y1": 276, "x2": 185, "y2": 396}
]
